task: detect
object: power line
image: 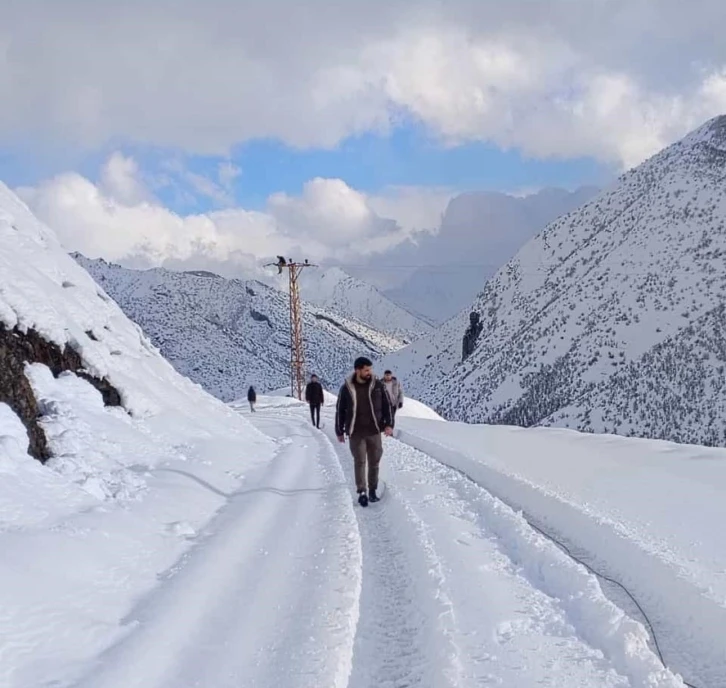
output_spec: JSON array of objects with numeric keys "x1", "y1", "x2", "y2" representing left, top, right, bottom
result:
[{"x1": 331, "y1": 263, "x2": 725, "y2": 277}]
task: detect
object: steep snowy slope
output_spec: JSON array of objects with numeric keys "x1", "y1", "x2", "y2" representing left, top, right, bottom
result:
[
  {"x1": 74, "y1": 255, "x2": 405, "y2": 401},
  {"x1": 386, "y1": 114, "x2": 726, "y2": 446},
  {"x1": 290, "y1": 266, "x2": 432, "y2": 342},
  {"x1": 381, "y1": 186, "x2": 599, "y2": 323},
  {"x1": 0, "y1": 181, "x2": 277, "y2": 685},
  {"x1": 548, "y1": 304, "x2": 726, "y2": 443}
]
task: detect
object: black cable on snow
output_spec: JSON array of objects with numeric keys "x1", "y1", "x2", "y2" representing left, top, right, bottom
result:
[{"x1": 414, "y1": 452, "x2": 702, "y2": 688}]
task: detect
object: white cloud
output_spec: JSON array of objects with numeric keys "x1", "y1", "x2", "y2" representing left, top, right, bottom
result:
[
  {"x1": 156, "y1": 158, "x2": 237, "y2": 208},
  {"x1": 3, "y1": 1, "x2": 726, "y2": 168},
  {"x1": 16, "y1": 154, "x2": 442, "y2": 277},
  {"x1": 217, "y1": 161, "x2": 241, "y2": 190},
  {"x1": 97, "y1": 153, "x2": 152, "y2": 205},
  {"x1": 366, "y1": 185, "x2": 453, "y2": 236}
]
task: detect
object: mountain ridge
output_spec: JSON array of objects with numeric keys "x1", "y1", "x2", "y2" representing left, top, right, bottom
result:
[
  {"x1": 73, "y1": 254, "x2": 406, "y2": 401},
  {"x1": 384, "y1": 114, "x2": 726, "y2": 446},
  {"x1": 268, "y1": 265, "x2": 431, "y2": 343}
]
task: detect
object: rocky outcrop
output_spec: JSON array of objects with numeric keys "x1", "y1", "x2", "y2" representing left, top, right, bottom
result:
[
  {"x1": 462, "y1": 311, "x2": 483, "y2": 361},
  {"x1": 0, "y1": 323, "x2": 122, "y2": 462}
]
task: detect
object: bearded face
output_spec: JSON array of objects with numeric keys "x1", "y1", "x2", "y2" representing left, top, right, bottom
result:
[{"x1": 356, "y1": 365, "x2": 373, "y2": 382}]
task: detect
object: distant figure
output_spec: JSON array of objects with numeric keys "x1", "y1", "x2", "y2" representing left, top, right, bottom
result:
[
  {"x1": 335, "y1": 357, "x2": 393, "y2": 507},
  {"x1": 305, "y1": 374, "x2": 325, "y2": 428},
  {"x1": 462, "y1": 311, "x2": 484, "y2": 361},
  {"x1": 276, "y1": 256, "x2": 287, "y2": 274},
  {"x1": 247, "y1": 385, "x2": 257, "y2": 412},
  {"x1": 382, "y1": 369, "x2": 404, "y2": 428}
]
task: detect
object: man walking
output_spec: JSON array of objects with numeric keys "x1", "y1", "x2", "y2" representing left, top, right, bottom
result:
[
  {"x1": 382, "y1": 369, "x2": 404, "y2": 427},
  {"x1": 335, "y1": 357, "x2": 393, "y2": 507},
  {"x1": 247, "y1": 385, "x2": 257, "y2": 412},
  {"x1": 305, "y1": 373, "x2": 324, "y2": 428}
]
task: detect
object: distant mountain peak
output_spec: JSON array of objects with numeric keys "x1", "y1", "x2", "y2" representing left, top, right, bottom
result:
[
  {"x1": 281, "y1": 265, "x2": 432, "y2": 343},
  {"x1": 382, "y1": 185, "x2": 599, "y2": 324}
]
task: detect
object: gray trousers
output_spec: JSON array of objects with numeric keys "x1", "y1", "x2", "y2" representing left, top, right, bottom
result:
[{"x1": 349, "y1": 434, "x2": 383, "y2": 493}]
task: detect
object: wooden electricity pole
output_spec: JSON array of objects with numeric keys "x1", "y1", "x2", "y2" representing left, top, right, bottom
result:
[{"x1": 267, "y1": 257, "x2": 317, "y2": 400}]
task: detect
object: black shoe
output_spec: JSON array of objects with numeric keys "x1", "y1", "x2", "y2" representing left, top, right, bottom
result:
[
  {"x1": 368, "y1": 489, "x2": 379, "y2": 503},
  {"x1": 358, "y1": 491, "x2": 369, "y2": 507}
]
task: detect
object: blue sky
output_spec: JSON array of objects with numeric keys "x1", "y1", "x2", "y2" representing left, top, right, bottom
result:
[
  {"x1": 1, "y1": 123, "x2": 612, "y2": 215},
  {"x1": 185, "y1": 126, "x2": 611, "y2": 212}
]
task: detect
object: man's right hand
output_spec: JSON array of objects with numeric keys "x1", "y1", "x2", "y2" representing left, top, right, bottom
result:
[{"x1": 337, "y1": 435, "x2": 346, "y2": 443}]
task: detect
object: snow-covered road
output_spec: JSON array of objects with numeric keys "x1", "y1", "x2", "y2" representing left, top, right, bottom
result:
[
  {"x1": 244, "y1": 400, "x2": 683, "y2": 687},
  {"x1": 71, "y1": 411, "x2": 361, "y2": 688},
  {"x1": 40, "y1": 398, "x2": 687, "y2": 688},
  {"x1": 323, "y1": 417, "x2": 682, "y2": 688}
]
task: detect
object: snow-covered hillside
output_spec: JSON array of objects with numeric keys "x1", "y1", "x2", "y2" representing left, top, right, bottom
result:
[
  {"x1": 0, "y1": 181, "x2": 278, "y2": 685},
  {"x1": 380, "y1": 186, "x2": 599, "y2": 323},
  {"x1": 386, "y1": 115, "x2": 726, "y2": 446},
  {"x1": 74, "y1": 255, "x2": 406, "y2": 401},
  {"x1": 270, "y1": 266, "x2": 432, "y2": 342}
]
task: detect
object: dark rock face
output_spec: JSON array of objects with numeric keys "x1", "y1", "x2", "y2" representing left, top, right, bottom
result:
[
  {"x1": 0, "y1": 323, "x2": 122, "y2": 462},
  {"x1": 250, "y1": 309, "x2": 272, "y2": 327},
  {"x1": 462, "y1": 311, "x2": 483, "y2": 361}
]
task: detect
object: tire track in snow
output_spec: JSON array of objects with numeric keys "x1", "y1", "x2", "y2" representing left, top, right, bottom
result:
[
  {"x1": 397, "y1": 428, "x2": 713, "y2": 688},
  {"x1": 324, "y1": 411, "x2": 639, "y2": 687},
  {"x1": 385, "y1": 439, "x2": 686, "y2": 688},
  {"x1": 327, "y1": 431, "x2": 463, "y2": 688},
  {"x1": 67, "y1": 415, "x2": 361, "y2": 688}
]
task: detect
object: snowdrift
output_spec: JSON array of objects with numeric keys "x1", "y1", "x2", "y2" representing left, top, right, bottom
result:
[
  {"x1": 395, "y1": 417, "x2": 726, "y2": 688},
  {"x1": 0, "y1": 181, "x2": 276, "y2": 686},
  {"x1": 395, "y1": 397, "x2": 445, "y2": 422}
]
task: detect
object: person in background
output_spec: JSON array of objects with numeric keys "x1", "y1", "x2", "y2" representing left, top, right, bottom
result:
[
  {"x1": 382, "y1": 370, "x2": 404, "y2": 427},
  {"x1": 335, "y1": 357, "x2": 393, "y2": 506},
  {"x1": 305, "y1": 373, "x2": 324, "y2": 428},
  {"x1": 247, "y1": 385, "x2": 257, "y2": 412}
]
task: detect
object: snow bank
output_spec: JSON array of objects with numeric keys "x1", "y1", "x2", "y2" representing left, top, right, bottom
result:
[
  {"x1": 396, "y1": 397, "x2": 445, "y2": 421},
  {"x1": 396, "y1": 418, "x2": 726, "y2": 688},
  {"x1": 0, "y1": 181, "x2": 276, "y2": 686}
]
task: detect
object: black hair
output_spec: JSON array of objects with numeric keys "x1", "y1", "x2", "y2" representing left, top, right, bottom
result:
[
  {"x1": 384, "y1": 370, "x2": 392, "y2": 375},
  {"x1": 354, "y1": 356, "x2": 373, "y2": 369}
]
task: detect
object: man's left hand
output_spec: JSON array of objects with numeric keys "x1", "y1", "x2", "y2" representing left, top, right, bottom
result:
[
  {"x1": 398, "y1": 403, "x2": 403, "y2": 409},
  {"x1": 384, "y1": 426, "x2": 393, "y2": 437}
]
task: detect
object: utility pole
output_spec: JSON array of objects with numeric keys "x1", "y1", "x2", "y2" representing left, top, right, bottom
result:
[{"x1": 266, "y1": 256, "x2": 317, "y2": 400}]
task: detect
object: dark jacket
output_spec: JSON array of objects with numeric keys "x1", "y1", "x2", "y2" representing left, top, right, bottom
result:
[
  {"x1": 247, "y1": 386, "x2": 256, "y2": 402},
  {"x1": 335, "y1": 374, "x2": 392, "y2": 437},
  {"x1": 305, "y1": 381, "x2": 324, "y2": 405}
]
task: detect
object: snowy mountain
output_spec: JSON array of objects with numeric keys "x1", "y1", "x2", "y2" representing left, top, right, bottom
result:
[
  {"x1": 0, "y1": 179, "x2": 711, "y2": 688},
  {"x1": 73, "y1": 255, "x2": 406, "y2": 401},
  {"x1": 384, "y1": 115, "x2": 726, "y2": 446},
  {"x1": 266, "y1": 265, "x2": 432, "y2": 342},
  {"x1": 296, "y1": 266, "x2": 431, "y2": 342},
  {"x1": 378, "y1": 186, "x2": 599, "y2": 323}
]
